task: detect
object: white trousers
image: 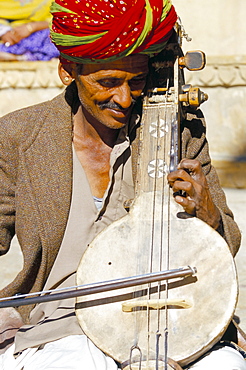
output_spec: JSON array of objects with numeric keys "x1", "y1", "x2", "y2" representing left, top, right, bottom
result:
[
  {"x1": 0, "y1": 335, "x2": 245, "y2": 370},
  {"x1": 187, "y1": 344, "x2": 246, "y2": 370},
  {"x1": 0, "y1": 335, "x2": 118, "y2": 370}
]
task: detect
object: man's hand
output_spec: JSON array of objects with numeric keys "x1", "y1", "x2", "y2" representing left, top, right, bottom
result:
[
  {"x1": 1, "y1": 21, "x2": 49, "y2": 46},
  {"x1": 1, "y1": 25, "x2": 32, "y2": 46},
  {"x1": 0, "y1": 307, "x2": 24, "y2": 354},
  {"x1": 167, "y1": 159, "x2": 221, "y2": 230}
]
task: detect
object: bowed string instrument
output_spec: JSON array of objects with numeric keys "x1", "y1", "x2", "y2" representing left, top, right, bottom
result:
[
  {"x1": 75, "y1": 21, "x2": 238, "y2": 369},
  {"x1": 0, "y1": 21, "x2": 238, "y2": 370}
]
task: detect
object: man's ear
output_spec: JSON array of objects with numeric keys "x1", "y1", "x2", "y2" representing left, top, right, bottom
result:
[{"x1": 58, "y1": 62, "x2": 75, "y2": 85}]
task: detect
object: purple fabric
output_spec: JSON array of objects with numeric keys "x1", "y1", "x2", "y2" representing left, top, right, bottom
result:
[{"x1": 0, "y1": 28, "x2": 59, "y2": 61}]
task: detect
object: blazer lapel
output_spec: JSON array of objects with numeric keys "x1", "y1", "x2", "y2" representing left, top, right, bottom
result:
[{"x1": 19, "y1": 88, "x2": 74, "y2": 261}]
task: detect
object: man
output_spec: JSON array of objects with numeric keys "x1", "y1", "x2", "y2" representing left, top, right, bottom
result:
[{"x1": 0, "y1": 0, "x2": 244, "y2": 369}]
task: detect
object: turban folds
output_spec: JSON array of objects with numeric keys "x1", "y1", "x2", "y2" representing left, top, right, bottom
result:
[{"x1": 50, "y1": 0, "x2": 177, "y2": 63}]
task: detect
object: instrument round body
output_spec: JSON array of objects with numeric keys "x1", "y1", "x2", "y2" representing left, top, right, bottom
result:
[{"x1": 76, "y1": 194, "x2": 238, "y2": 367}]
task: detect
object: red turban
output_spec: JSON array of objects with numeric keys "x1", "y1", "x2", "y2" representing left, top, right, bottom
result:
[{"x1": 50, "y1": 0, "x2": 177, "y2": 63}]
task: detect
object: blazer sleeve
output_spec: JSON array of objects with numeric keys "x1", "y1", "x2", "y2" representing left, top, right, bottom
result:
[
  {"x1": 181, "y1": 108, "x2": 241, "y2": 257},
  {"x1": 0, "y1": 116, "x2": 18, "y2": 255}
]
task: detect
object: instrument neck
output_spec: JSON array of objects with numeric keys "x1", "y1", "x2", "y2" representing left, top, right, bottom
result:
[{"x1": 135, "y1": 95, "x2": 179, "y2": 196}]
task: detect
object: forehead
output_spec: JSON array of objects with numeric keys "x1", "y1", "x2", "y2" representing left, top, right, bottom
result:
[{"x1": 79, "y1": 54, "x2": 149, "y2": 76}]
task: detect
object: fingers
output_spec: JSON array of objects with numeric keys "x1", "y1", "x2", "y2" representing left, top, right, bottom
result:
[
  {"x1": 167, "y1": 159, "x2": 205, "y2": 217},
  {"x1": 168, "y1": 158, "x2": 206, "y2": 191},
  {"x1": 3, "y1": 27, "x2": 27, "y2": 45},
  {"x1": 2, "y1": 30, "x2": 19, "y2": 45},
  {"x1": 167, "y1": 168, "x2": 196, "y2": 204},
  {"x1": 167, "y1": 170, "x2": 196, "y2": 215},
  {"x1": 170, "y1": 177, "x2": 193, "y2": 194},
  {"x1": 167, "y1": 159, "x2": 221, "y2": 228},
  {"x1": 168, "y1": 169, "x2": 194, "y2": 189},
  {"x1": 177, "y1": 158, "x2": 201, "y2": 173},
  {"x1": 174, "y1": 194, "x2": 196, "y2": 215}
]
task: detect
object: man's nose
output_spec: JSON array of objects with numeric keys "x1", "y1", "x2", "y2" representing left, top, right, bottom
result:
[{"x1": 113, "y1": 83, "x2": 133, "y2": 109}]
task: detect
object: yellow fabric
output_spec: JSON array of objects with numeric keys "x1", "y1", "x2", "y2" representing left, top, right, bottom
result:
[{"x1": 0, "y1": 0, "x2": 52, "y2": 26}]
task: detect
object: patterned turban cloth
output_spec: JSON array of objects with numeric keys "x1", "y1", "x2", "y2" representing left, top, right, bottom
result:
[{"x1": 50, "y1": 0, "x2": 177, "y2": 64}]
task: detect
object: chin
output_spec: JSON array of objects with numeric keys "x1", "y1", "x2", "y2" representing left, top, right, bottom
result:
[
  {"x1": 102, "y1": 116, "x2": 128, "y2": 130},
  {"x1": 107, "y1": 120, "x2": 127, "y2": 130}
]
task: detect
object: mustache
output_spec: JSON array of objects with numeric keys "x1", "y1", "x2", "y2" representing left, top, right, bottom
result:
[{"x1": 98, "y1": 99, "x2": 137, "y2": 111}]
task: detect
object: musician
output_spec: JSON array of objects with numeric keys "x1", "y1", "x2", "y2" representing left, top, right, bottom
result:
[{"x1": 0, "y1": 0, "x2": 245, "y2": 369}]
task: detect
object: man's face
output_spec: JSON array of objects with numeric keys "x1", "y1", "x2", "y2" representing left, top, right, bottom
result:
[{"x1": 73, "y1": 54, "x2": 149, "y2": 130}]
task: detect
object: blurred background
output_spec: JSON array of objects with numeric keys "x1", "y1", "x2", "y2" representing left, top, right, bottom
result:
[
  {"x1": 0, "y1": 0, "x2": 246, "y2": 332},
  {"x1": 173, "y1": 0, "x2": 246, "y2": 331}
]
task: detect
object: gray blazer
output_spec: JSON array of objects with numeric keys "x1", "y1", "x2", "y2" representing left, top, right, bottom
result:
[{"x1": 0, "y1": 82, "x2": 241, "y2": 322}]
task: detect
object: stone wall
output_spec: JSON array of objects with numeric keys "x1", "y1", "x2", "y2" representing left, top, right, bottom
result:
[
  {"x1": 0, "y1": 59, "x2": 64, "y2": 117},
  {"x1": 186, "y1": 56, "x2": 246, "y2": 188},
  {"x1": 172, "y1": 0, "x2": 246, "y2": 188}
]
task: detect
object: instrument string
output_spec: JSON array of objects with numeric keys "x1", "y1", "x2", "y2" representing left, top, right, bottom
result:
[
  {"x1": 150, "y1": 78, "x2": 171, "y2": 369},
  {"x1": 149, "y1": 100, "x2": 164, "y2": 367},
  {"x1": 132, "y1": 209, "x2": 146, "y2": 363},
  {"x1": 131, "y1": 76, "x2": 173, "y2": 368},
  {"x1": 132, "y1": 97, "x2": 158, "y2": 365},
  {"x1": 162, "y1": 79, "x2": 172, "y2": 370},
  {"x1": 146, "y1": 103, "x2": 159, "y2": 365}
]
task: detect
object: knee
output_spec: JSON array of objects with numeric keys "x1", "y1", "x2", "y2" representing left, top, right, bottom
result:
[
  {"x1": 187, "y1": 345, "x2": 246, "y2": 370},
  {"x1": 0, "y1": 308, "x2": 24, "y2": 354}
]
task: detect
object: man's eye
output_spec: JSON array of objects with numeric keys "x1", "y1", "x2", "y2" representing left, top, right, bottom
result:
[
  {"x1": 133, "y1": 77, "x2": 146, "y2": 82},
  {"x1": 98, "y1": 79, "x2": 119, "y2": 87},
  {"x1": 130, "y1": 77, "x2": 147, "y2": 87}
]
